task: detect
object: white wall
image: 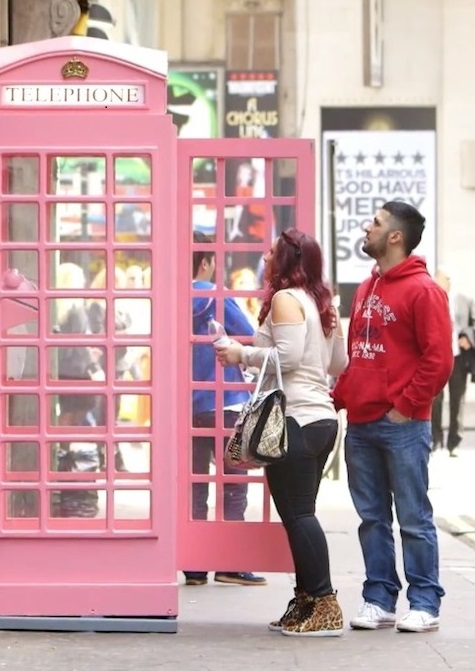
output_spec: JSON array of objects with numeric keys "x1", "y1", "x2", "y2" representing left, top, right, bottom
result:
[{"x1": 294, "y1": 0, "x2": 475, "y2": 297}]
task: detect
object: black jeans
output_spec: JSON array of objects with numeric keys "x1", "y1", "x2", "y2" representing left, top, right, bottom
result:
[
  {"x1": 192, "y1": 410, "x2": 248, "y2": 521},
  {"x1": 431, "y1": 354, "x2": 468, "y2": 450},
  {"x1": 266, "y1": 416, "x2": 338, "y2": 597}
]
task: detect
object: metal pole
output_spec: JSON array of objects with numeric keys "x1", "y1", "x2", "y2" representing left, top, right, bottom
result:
[{"x1": 326, "y1": 139, "x2": 338, "y2": 292}]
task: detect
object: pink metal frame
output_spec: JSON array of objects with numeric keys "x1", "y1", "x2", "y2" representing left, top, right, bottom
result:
[
  {"x1": 177, "y1": 138, "x2": 316, "y2": 573},
  {"x1": 0, "y1": 40, "x2": 178, "y2": 620}
]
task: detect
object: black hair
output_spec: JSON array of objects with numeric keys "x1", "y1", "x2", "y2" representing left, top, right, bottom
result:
[
  {"x1": 382, "y1": 201, "x2": 426, "y2": 255},
  {"x1": 192, "y1": 231, "x2": 215, "y2": 278}
]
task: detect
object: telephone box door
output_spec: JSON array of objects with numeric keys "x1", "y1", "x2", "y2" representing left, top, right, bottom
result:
[{"x1": 176, "y1": 138, "x2": 316, "y2": 573}]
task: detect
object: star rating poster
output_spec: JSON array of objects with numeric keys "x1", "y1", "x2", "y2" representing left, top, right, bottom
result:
[{"x1": 322, "y1": 130, "x2": 436, "y2": 286}]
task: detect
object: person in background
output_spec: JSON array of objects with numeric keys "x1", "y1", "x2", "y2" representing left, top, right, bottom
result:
[
  {"x1": 431, "y1": 267, "x2": 475, "y2": 456},
  {"x1": 217, "y1": 229, "x2": 347, "y2": 636},
  {"x1": 333, "y1": 202, "x2": 453, "y2": 633},
  {"x1": 184, "y1": 232, "x2": 267, "y2": 587},
  {"x1": 55, "y1": 262, "x2": 101, "y2": 518}
]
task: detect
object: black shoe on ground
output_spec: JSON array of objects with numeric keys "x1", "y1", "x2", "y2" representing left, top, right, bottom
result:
[
  {"x1": 214, "y1": 572, "x2": 267, "y2": 586},
  {"x1": 184, "y1": 572, "x2": 208, "y2": 586}
]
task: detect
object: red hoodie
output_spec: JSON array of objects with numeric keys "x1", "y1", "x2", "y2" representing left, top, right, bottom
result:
[{"x1": 332, "y1": 256, "x2": 453, "y2": 423}]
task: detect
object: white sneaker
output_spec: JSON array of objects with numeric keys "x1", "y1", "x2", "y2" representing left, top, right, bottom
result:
[
  {"x1": 396, "y1": 609, "x2": 439, "y2": 632},
  {"x1": 350, "y1": 601, "x2": 396, "y2": 630}
]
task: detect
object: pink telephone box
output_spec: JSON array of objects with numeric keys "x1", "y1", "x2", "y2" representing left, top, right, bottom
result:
[
  {"x1": 0, "y1": 36, "x2": 316, "y2": 632},
  {"x1": 0, "y1": 36, "x2": 178, "y2": 632}
]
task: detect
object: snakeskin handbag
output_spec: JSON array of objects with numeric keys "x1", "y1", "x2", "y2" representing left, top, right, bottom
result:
[{"x1": 224, "y1": 348, "x2": 288, "y2": 469}]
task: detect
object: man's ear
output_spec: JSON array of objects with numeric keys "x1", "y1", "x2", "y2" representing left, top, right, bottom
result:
[{"x1": 389, "y1": 229, "x2": 403, "y2": 245}]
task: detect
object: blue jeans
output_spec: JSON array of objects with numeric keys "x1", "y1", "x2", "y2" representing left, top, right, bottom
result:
[{"x1": 345, "y1": 416, "x2": 444, "y2": 616}]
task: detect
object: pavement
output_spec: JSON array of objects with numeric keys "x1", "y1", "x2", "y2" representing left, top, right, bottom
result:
[{"x1": 1, "y1": 409, "x2": 475, "y2": 670}]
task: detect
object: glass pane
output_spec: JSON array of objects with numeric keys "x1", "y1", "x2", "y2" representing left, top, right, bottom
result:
[
  {"x1": 115, "y1": 203, "x2": 151, "y2": 240},
  {"x1": 238, "y1": 482, "x2": 264, "y2": 522},
  {"x1": 49, "y1": 202, "x2": 106, "y2": 242},
  {"x1": 115, "y1": 441, "x2": 151, "y2": 474},
  {"x1": 225, "y1": 157, "x2": 266, "y2": 197},
  {"x1": 3, "y1": 203, "x2": 39, "y2": 242},
  {"x1": 1, "y1": 250, "x2": 38, "y2": 285},
  {"x1": 192, "y1": 203, "x2": 217, "y2": 238},
  {"x1": 273, "y1": 204, "x2": 296, "y2": 236},
  {"x1": 3, "y1": 347, "x2": 38, "y2": 382},
  {"x1": 49, "y1": 441, "x2": 105, "y2": 474},
  {"x1": 115, "y1": 298, "x2": 151, "y2": 335},
  {"x1": 114, "y1": 490, "x2": 151, "y2": 520},
  {"x1": 0, "y1": 298, "x2": 39, "y2": 337},
  {"x1": 117, "y1": 346, "x2": 150, "y2": 382},
  {"x1": 6, "y1": 394, "x2": 38, "y2": 427},
  {"x1": 49, "y1": 251, "x2": 106, "y2": 288},
  {"x1": 51, "y1": 489, "x2": 104, "y2": 519},
  {"x1": 116, "y1": 394, "x2": 151, "y2": 427},
  {"x1": 51, "y1": 393, "x2": 105, "y2": 427},
  {"x1": 273, "y1": 158, "x2": 296, "y2": 196},
  {"x1": 49, "y1": 156, "x2": 106, "y2": 195},
  {"x1": 48, "y1": 346, "x2": 106, "y2": 382},
  {"x1": 4, "y1": 442, "x2": 39, "y2": 479},
  {"x1": 2, "y1": 156, "x2": 39, "y2": 194},
  {"x1": 224, "y1": 250, "x2": 264, "y2": 295},
  {"x1": 192, "y1": 157, "x2": 217, "y2": 188},
  {"x1": 5, "y1": 490, "x2": 40, "y2": 519},
  {"x1": 113, "y1": 251, "x2": 152, "y2": 287},
  {"x1": 114, "y1": 156, "x2": 151, "y2": 195}
]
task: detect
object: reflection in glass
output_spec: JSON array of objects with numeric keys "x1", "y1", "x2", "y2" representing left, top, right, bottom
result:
[
  {"x1": 114, "y1": 202, "x2": 151, "y2": 240},
  {"x1": 49, "y1": 202, "x2": 107, "y2": 243},
  {"x1": 273, "y1": 159, "x2": 297, "y2": 196},
  {"x1": 115, "y1": 441, "x2": 151, "y2": 474},
  {"x1": 48, "y1": 347, "x2": 106, "y2": 382},
  {"x1": 226, "y1": 261, "x2": 261, "y2": 327},
  {"x1": 3, "y1": 346, "x2": 38, "y2": 382},
  {"x1": 1, "y1": 250, "x2": 38, "y2": 286},
  {"x1": 50, "y1": 156, "x2": 106, "y2": 196},
  {"x1": 112, "y1": 251, "x2": 152, "y2": 288},
  {"x1": 3, "y1": 203, "x2": 39, "y2": 242},
  {"x1": 3, "y1": 156, "x2": 39, "y2": 194},
  {"x1": 192, "y1": 203, "x2": 217, "y2": 239},
  {"x1": 192, "y1": 157, "x2": 217, "y2": 187},
  {"x1": 49, "y1": 441, "x2": 105, "y2": 473},
  {"x1": 113, "y1": 489, "x2": 151, "y2": 520},
  {"x1": 0, "y1": 299, "x2": 39, "y2": 337},
  {"x1": 6, "y1": 490, "x2": 39, "y2": 518},
  {"x1": 7, "y1": 394, "x2": 38, "y2": 427},
  {"x1": 273, "y1": 205, "x2": 296, "y2": 235},
  {"x1": 50, "y1": 488, "x2": 104, "y2": 519},
  {"x1": 116, "y1": 346, "x2": 151, "y2": 382},
  {"x1": 114, "y1": 298, "x2": 150, "y2": 335},
  {"x1": 52, "y1": 393, "x2": 105, "y2": 427},
  {"x1": 114, "y1": 156, "x2": 151, "y2": 195},
  {"x1": 48, "y1": 251, "x2": 106, "y2": 288},
  {"x1": 115, "y1": 395, "x2": 151, "y2": 427},
  {"x1": 4, "y1": 442, "x2": 39, "y2": 479}
]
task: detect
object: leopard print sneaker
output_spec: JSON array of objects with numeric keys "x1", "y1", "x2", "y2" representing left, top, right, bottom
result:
[
  {"x1": 281, "y1": 592, "x2": 344, "y2": 637},
  {"x1": 268, "y1": 589, "x2": 304, "y2": 631}
]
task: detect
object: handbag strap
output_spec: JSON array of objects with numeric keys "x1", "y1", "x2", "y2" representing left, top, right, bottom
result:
[{"x1": 251, "y1": 348, "x2": 283, "y2": 403}]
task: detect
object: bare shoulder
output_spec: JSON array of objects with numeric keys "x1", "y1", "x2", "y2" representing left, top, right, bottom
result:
[{"x1": 271, "y1": 290, "x2": 305, "y2": 324}]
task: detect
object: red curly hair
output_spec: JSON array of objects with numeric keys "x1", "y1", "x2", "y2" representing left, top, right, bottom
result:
[{"x1": 258, "y1": 229, "x2": 334, "y2": 336}]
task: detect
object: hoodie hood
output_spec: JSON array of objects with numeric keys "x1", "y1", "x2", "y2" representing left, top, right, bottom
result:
[
  {"x1": 371, "y1": 255, "x2": 429, "y2": 283},
  {"x1": 192, "y1": 280, "x2": 215, "y2": 319}
]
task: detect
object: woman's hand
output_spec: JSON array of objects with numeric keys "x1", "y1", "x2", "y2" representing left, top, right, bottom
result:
[{"x1": 215, "y1": 340, "x2": 243, "y2": 366}]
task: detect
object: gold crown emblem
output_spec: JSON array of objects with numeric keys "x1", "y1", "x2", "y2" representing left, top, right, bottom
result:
[{"x1": 61, "y1": 58, "x2": 89, "y2": 80}]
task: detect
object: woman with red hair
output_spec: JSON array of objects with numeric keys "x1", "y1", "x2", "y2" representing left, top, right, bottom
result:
[{"x1": 216, "y1": 228, "x2": 347, "y2": 637}]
